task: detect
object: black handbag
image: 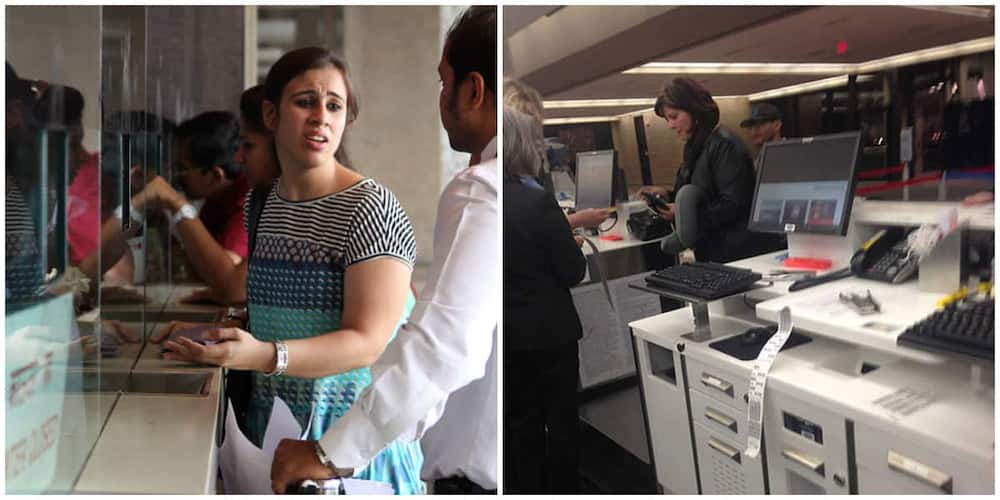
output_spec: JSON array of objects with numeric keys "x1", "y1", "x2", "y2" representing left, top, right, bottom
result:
[{"x1": 627, "y1": 211, "x2": 671, "y2": 241}]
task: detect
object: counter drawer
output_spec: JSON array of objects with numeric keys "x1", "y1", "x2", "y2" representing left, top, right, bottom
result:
[
  {"x1": 689, "y1": 388, "x2": 745, "y2": 442},
  {"x1": 854, "y1": 421, "x2": 992, "y2": 494},
  {"x1": 685, "y1": 356, "x2": 749, "y2": 412},
  {"x1": 692, "y1": 421, "x2": 766, "y2": 494}
]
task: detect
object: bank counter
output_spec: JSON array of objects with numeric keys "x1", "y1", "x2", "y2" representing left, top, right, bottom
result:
[
  {"x1": 629, "y1": 200, "x2": 994, "y2": 494},
  {"x1": 8, "y1": 284, "x2": 225, "y2": 494}
]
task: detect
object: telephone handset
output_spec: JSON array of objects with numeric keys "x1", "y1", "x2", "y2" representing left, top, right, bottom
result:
[
  {"x1": 788, "y1": 226, "x2": 917, "y2": 292},
  {"x1": 854, "y1": 226, "x2": 918, "y2": 284}
]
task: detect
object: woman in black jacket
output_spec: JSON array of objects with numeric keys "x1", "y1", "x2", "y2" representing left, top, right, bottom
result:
[
  {"x1": 640, "y1": 77, "x2": 781, "y2": 263},
  {"x1": 503, "y1": 107, "x2": 587, "y2": 493}
]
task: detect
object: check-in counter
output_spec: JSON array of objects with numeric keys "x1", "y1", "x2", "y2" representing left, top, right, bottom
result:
[{"x1": 629, "y1": 201, "x2": 995, "y2": 494}]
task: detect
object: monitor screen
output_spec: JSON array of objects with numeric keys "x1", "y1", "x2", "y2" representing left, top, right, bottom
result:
[
  {"x1": 575, "y1": 150, "x2": 615, "y2": 209},
  {"x1": 748, "y1": 131, "x2": 861, "y2": 235}
]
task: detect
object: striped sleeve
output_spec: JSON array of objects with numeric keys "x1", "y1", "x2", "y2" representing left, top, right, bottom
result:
[{"x1": 344, "y1": 184, "x2": 417, "y2": 269}]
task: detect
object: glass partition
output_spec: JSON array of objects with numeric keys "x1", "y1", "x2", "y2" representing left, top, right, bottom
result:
[{"x1": 6, "y1": 6, "x2": 111, "y2": 493}]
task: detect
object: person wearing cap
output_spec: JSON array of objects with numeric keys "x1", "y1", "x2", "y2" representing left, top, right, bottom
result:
[{"x1": 739, "y1": 102, "x2": 784, "y2": 171}]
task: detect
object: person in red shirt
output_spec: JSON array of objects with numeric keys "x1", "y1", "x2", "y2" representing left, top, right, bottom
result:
[
  {"x1": 132, "y1": 111, "x2": 250, "y2": 276},
  {"x1": 81, "y1": 111, "x2": 250, "y2": 293}
]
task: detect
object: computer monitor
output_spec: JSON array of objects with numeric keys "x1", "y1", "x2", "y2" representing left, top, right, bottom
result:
[
  {"x1": 748, "y1": 131, "x2": 861, "y2": 236},
  {"x1": 575, "y1": 150, "x2": 616, "y2": 209}
]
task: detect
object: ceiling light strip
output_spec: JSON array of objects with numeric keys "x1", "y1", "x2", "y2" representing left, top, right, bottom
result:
[
  {"x1": 856, "y1": 36, "x2": 994, "y2": 73},
  {"x1": 624, "y1": 62, "x2": 853, "y2": 75},
  {"x1": 542, "y1": 116, "x2": 619, "y2": 125},
  {"x1": 747, "y1": 74, "x2": 875, "y2": 101},
  {"x1": 544, "y1": 98, "x2": 657, "y2": 109}
]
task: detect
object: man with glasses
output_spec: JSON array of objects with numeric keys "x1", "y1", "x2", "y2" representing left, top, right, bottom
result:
[{"x1": 84, "y1": 110, "x2": 249, "y2": 293}]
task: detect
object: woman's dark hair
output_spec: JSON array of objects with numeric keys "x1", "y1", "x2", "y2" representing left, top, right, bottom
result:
[
  {"x1": 175, "y1": 110, "x2": 242, "y2": 180},
  {"x1": 655, "y1": 77, "x2": 720, "y2": 145},
  {"x1": 264, "y1": 47, "x2": 359, "y2": 125},
  {"x1": 239, "y1": 84, "x2": 268, "y2": 135},
  {"x1": 264, "y1": 47, "x2": 357, "y2": 167},
  {"x1": 444, "y1": 6, "x2": 496, "y2": 96}
]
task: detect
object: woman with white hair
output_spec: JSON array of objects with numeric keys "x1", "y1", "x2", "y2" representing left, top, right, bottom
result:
[{"x1": 502, "y1": 106, "x2": 586, "y2": 493}]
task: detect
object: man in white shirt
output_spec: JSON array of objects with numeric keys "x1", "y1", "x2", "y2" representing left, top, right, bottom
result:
[{"x1": 270, "y1": 6, "x2": 499, "y2": 494}]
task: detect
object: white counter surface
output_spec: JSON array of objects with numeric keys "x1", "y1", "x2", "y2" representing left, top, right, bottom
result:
[
  {"x1": 70, "y1": 283, "x2": 224, "y2": 494},
  {"x1": 630, "y1": 306, "x2": 994, "y2": 474}
]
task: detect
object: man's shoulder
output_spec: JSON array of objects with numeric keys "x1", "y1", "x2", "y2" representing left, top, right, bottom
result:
[{"x1": 447, "y1": 159, "x2": 498, "y2": 195}]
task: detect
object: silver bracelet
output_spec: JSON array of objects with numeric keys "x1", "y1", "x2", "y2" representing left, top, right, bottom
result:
[{"x1": 264, "y1": 340, "x2": 288, "y2": 377}]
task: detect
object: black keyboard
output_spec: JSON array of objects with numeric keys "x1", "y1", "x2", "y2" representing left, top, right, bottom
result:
[
  {"x1": 897, "y1": 298, "x2": 994, "y2": 360},
  {"x1": 645, "y1": 262, "x2": 762, "y2": 300}
]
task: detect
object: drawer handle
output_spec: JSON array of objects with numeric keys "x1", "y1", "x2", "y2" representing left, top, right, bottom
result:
[
  {"x1": 708, "y1": 437, "x2": 741, "y2": 464},
  {"x1": 704, "y1": 407, "x2": 737, "y2": 432},
  {"x1": 700, "y1": 373, "x2": 734, "y2": 397},
  {"x1": 782, "y1": 448, "x2": 825, "y2": 477},
  {"x1": 887, "y1": 450, "x2": 952, "y2": 493}
]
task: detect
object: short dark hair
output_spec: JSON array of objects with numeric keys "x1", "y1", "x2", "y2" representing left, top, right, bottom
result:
[
  {"x1": 239, "y1": 85, "x2": 268, "y2": 135},
  {"x1": 655, "y1": 77, "x2": 720, "y2": 143},
  {"x1": 264, "y1": 47, "x2": 359, "y2": 125},
  {"x1": 175, "y1": 110, "x2": 242, "y2": 180},
  {"x1": 445, "y1": 6, "x2": 496, "y2": 97}
]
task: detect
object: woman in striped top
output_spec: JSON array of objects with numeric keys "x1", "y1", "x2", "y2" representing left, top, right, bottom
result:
[{"x1": 161, "y1": 47, "x2": 423, "y2": 494}]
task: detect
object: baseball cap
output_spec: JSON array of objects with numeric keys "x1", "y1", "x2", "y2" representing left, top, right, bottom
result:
[{"x1": 740, "y1": 102, "x2": 781, "y2": 128}]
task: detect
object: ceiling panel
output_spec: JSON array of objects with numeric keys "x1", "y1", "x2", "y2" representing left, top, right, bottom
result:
[
  {"x1": 508, "y1": 5, "x2": 803, "y2": 95},
  {"x1": 512, "y1": 5, "x2": 995, "y2": 119},
  {"x1": 503, "y1": 6, "x2": 560, "y2": 38},
  {"x1": 656, "y1": 6, "x2": 994, "y2": 64}
]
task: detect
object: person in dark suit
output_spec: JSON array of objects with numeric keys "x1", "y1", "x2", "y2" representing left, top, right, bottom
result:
[{"x1": 503, "y1": 106, "x2": 587, "y2": 493}]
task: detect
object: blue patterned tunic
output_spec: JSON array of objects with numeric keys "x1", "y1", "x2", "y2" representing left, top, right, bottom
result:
[{"x1": 245, "y1": 178, "x2": 424, "y2": 494}]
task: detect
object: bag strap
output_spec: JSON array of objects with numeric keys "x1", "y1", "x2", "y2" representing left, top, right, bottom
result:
[
  {"x1": 243, "y1": 184, "x2": 270, "y2": 334},
  {"x1": 247, "y1": 184, "x2": 270, "y2": 258}
]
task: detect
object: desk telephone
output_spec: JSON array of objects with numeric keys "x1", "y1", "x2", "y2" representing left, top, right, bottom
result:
[
  {"x1": 856, "y1": 226, "x2": 919, "y2": 284},
  {"x1": 789, "y1": 226, "x2": 918, "y2": 291}
]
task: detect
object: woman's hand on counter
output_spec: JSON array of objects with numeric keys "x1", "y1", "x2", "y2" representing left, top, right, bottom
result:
[
  {"x1": 161, "y1": 327, "x2": 276, "y2": 372},
  {"x1": 151, "y1": 319, "x2": 244, "y2": 345}
]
